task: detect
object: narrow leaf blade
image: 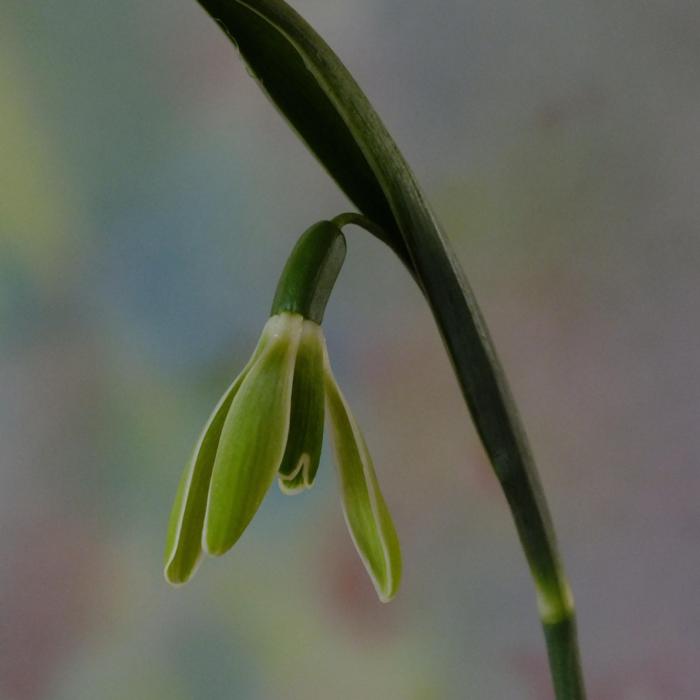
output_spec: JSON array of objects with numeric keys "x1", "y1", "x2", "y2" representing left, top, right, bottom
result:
[{"x1": 198, "y1": 0, "x2": 405, "y2": 261}]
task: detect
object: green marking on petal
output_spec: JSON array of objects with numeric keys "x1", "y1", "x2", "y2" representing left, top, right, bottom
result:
[
  {"x1": 278, "y1": 320, "x2": 325, "y2": 494},
  {"x1": 277, "y1": 467, "x2": 307, "y2": 494},
  {"x1": 204, "y1": 313, "x2": 303, "y2": 555},
  {"x1": 324, "y1": 349, "x2": 402, "y2": 602},
  {"x1": 164, "y1": 325, "x2": 273, "y2": 584}
]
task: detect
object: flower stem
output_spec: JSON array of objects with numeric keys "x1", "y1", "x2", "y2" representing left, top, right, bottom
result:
[
  {"x1": 331, "y1": 212, "x2": 387, "y2": 242},
  {"x1": 544, "y1": 615, "x2": 586, "y2": 700},
  {"x1": 335, "y1": 213, "x2": 586, "y2": 699}
]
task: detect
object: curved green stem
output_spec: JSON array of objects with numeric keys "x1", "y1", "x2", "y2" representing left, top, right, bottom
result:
[
  {"x1": 334, "y1": 213, "x2": 585, "y2": 698},
  {"x1": 331, "y1": 212, "x2": 387, "y2": 242},
  {"x1": 331, "y1": 212, "x2": 420, "y2": 285}
]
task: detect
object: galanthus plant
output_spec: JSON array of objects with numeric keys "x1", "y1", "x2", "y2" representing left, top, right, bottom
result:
[
  {"x1": 164, "y1": 1, "x2": 587, "y2": 698},
  {"x1": 165, "y1": 222, "x2": 400, "y2": 601}
]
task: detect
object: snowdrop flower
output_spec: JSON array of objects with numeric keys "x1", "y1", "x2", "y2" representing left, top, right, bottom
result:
[{"x1": 164, "y1": 221, "x2": 401, "y2": 602}]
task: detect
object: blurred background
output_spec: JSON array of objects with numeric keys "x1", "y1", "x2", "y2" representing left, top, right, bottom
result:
[{"x1": 2, "y1": 0, "x2": 699, "y2": 698}]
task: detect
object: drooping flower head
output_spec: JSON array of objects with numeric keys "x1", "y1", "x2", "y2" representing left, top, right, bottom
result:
[{"x1": 164, "y1": 221, "x2": 401, "y2": 602}]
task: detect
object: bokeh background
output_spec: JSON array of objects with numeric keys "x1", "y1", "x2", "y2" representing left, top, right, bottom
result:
[{"x1": 2, "y1": 1, "x2": 699, "y2": 698}]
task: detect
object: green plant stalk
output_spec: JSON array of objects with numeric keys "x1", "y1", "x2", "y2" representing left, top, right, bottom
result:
[
  {"x1": 194, "y1": 1, "x2": 586, "y2": 696},
  {"x1": 335, "y1": 213, "x2": 585, "y2": 699}
]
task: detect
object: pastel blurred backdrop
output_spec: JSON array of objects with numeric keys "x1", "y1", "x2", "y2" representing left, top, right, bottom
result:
[{"x1": 2, "y1": 1, "x2": 699, "y2": 698}]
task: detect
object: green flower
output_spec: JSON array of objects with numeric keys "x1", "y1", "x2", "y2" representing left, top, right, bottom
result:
[{"x1": 164, "y1": 223, "x2": 401, "y2": 602}]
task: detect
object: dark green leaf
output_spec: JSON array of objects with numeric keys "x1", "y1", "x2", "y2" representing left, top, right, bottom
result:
[{"x1": 199, "y1": 0, "x2": 407, "y2": 262}]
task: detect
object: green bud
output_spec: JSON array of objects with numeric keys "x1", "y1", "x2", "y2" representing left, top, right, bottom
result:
[{"x1": 270, "y1": 221, "x2": 346, "y2": 324}]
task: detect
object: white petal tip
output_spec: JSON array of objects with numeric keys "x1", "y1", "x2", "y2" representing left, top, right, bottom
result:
[
  {"x1": 277, "y1": 477, "x2": 306, "y2": 495},
  {"x1": 163, "y1": 562, "x2": 199, "y2": 587}
]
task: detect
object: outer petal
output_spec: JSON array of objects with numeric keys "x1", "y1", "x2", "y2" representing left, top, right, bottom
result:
[
  {"x1": 278, "y1": 320, "x2": 325, "y2": 494},
  {"x1": 204, "y1": 313, "x2": 303, "y2": 555},
  {"x1": 164, "y1": 328, "x2": 272, "y2": 584},
  {"x1": 324, "y1": 350, "x2": 402, "y2": 602}
]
